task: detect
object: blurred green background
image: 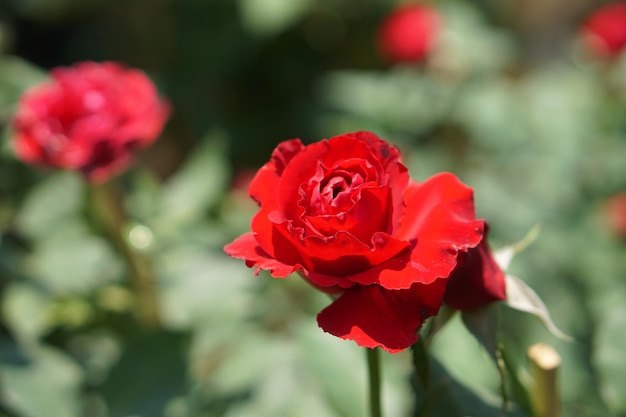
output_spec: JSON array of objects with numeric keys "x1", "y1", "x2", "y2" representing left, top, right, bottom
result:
[{"x1": 1, "y1": 0, "x2": 626, "y2": 416}]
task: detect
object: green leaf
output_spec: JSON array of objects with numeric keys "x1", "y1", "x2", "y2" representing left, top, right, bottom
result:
[
  {"x1": 437, "y1": 1, "x2": 514, "y2": 75},
  {"x1": 428, "y1": 314, "x2": 501, "y2": 404},
  {"x1": 238, "y1": 0, "x2": 311, "y2": 37},
  {"x1": 28, "y1": 234, "x2": 122, "y2": 295},
  {"x1": 500, "y1": 350, "x2": 534, "y2": 417},
  {"x1": 593, "y1": 304, "x2": 626, "y2": 414},
  {"x1": 157, "y1": 248, "x2": 254, "y2": 329},
  {"x1": 0, "y1": 56, "x2": 47, "y2": 119},
  {"x1": 216, "y1": 345, "x2": 337, "y2": 417},
  {"x1": 461, "y1": 306, "x2": 499, "y2": 362},
  {"x1": 417, "y1": 357, "x2": 527, "y2": 417},
  {"x1": 295, "y1": 325, "x2": 367, "y2": 417},
  {"x1": 493, "y1": 225, "x2": 542, "y2": 272},
  {"x1": 504, "y1": 275, "x2": 571, "y2": 341},
  {"x1": 210, "y1": 331, "x2": 295, "y2": 396},
  {"x1": 100, "y1": 331, "x2": 189, "y2": 417},
  {"x1": 155, "y1": 133, "x2": 229, "y2": 230},
  {"x1": 222, "y1": 394, "x2": 335, "y2": 417},
  {"x1": 422, "y1": 305, "x2": 457, "y2": 347},
  {"x1": 294, "y1": 320, "x2": 413, "y2": 417},
  {"x1": 0, "y1": 339, "x2": 83, "y2": 417},
  {"x1": 320, "y1": 70, "x2": 456, "y2": 134},
  {"x1": 461, "y1": 306, "x2": 509, "y2": 413},
  {"x1": 125, "y1": 168, "x2": 162, "y2": 223},
  {"x1": 1, "y1": 282, "x2": 52, "y2": 344},
  {"x1": 15, "y1": 172, "x2": 84, "y2": 239},
  {"x1": 412, "y1": 339, "x2": 430, "y2": 394}
]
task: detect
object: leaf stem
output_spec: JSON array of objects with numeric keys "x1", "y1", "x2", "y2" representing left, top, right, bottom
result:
[
  {"x1": 89, "y1": 182, "x2": 161, "y2": 328},
  {"x1": 411, "y1": 339, "x2": 431, "y2": 417},
  {"x1": 367, "y1": 347, "x2": 383, "y2": 417},
  {"x1": 527, "y1": 343, "x2": 562, "y2": 417}
]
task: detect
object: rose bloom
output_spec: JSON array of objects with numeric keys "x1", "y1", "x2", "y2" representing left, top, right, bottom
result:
[
  {"x1": 377, "y1": 3, "x2": 441, "y2": 64},
  {"x1": 224, "y1": 131, "x2": 506, "y2": 352},
  {"x1": 581, "y1": 3, "x2": 626, "y2": 59},
  {"x1": 12, "y1": 61, "x2": 170, "y2": 182}
]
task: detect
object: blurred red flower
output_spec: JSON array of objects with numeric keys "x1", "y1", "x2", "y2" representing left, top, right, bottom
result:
[
  {"x1": 581, "y1": 3, "x2": 626, "y2": 59},
  {"x1": 225, "y1": 131, "x2": 505, "y2": 352},
  {"x1": 12, "y1": 61, "x2": 170, "y2": 182},
  {"x1": 605, "y1": 192, "x2": 626, "y2": 237},
  {"x1": 377, "y1": 3, "x2": 441, "y2": 64}
]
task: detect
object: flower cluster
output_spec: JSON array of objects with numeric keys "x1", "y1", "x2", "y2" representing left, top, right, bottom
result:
[
  {"x1": 225, "y1": 132, "x2": 506, "y2": 353},
  {"x1": 12, "y1": 61, "x2": 170, "y2": 183}
]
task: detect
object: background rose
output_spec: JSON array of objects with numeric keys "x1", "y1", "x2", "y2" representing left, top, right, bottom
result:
[
  {"x1": 377, "y1": 3, "x2": 441, "y2": 64},
  {"x1": 581, "y1": 3, "x2": 626, "y2": 59},
  {"x1": 11, "y1": 61, "x2": 170, "y2": 182},
  {"x1": 604, "y1": 192, "x2": 626, "y2": 238},
  {"x1": 225, "y1": 131, "x2": 485, "y2": 352}
]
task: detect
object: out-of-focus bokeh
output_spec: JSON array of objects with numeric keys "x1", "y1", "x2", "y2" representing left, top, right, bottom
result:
[{"x1": 1, "y1": 0, "x2": 626, "y2": 416}]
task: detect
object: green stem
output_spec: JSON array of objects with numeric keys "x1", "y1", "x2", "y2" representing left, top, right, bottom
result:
[
  {"x1": 366, "y1": 347, "x2": 383, "y2": 417},
  {"x1": 89, "y1": 182, "x2": 161, "y2": 328},
  {"x1": 411, "y1": 340, "x2": 431, "y2": 417}
]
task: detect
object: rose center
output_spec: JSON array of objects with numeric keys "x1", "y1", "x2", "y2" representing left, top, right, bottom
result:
[
  {"x1": 322, "y1": 175, "x2": 351, "y2": 201},
  {"x1": 302, "y1": 164, "x2": 371, "y2": 218}
]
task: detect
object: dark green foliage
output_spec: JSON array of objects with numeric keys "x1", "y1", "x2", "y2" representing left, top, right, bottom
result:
[{"x1": 1, "y1": 0, "x2": 626, "y2": 416}]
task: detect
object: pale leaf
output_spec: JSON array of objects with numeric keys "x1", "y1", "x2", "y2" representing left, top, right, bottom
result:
[{"x1": 505, "y1": 275, "x2": 572, "y2": 341}]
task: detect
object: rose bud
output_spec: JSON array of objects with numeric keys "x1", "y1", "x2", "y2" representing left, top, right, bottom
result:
[
  {"x1": 11, "y1": 61, "x2": 170, "y2": 183},
  {"x1": 377, "y1": 3, "x2": 441, "y2": 64},
  {"x1": 224, "y1": 131, "x2": 485, "y2": 352},
  {"x1": 581, "y1": 3, "x2": 626, "y2": 59},
  {"x1": 444, "y1": 225, "x2": 507, "y2": 311}
]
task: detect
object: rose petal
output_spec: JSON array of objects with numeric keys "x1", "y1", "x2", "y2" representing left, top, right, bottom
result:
[
  {"x1": 302, "y1": 231, "x2": 411, "y2": 287},
  {"x1": 249, "y1": 138, "x2": 305, "y2": 210},
  {"x1": 279, "y1": 137, "x2": 378, "y2": 221},
  {"x1": 317, "y1": 279, "x2": 447, "y2": 353},
  {"x1": 339, "y1": 132, "x2": 409, "y2": 233},
  {"x1": 331, "y1": 173, "x2": 483, "y2": 290},
  {"x1": 305, "y1": 187, "x2": 390, "y2": 241},
  {"x1": 224, "y1": 232, "x2": 301, "y2": 277},
  {"x1": 321, "y1": 133, "x2": 386, "y2": 174},
  {"x1": 250, "y1": 208, "x2": 309, "y2": 270},
  {"x1": 398, "y1": 173, "x2": 483, "y2": 279},
  {"x1": 82, "y1": 141, "x2": 133, "y2": 183},
  {"x1": 398, "y1": 173, "x2": 479, "y2": 242},
  {"x1": 340, "y1": 131, "x2": 401, "y2": 166},
  {"x1": 13, "y1": 133, "x2": 45, "y2": 163},
  {"x1": 444, "y1": 225, "x2": 507, "y2": 310}
]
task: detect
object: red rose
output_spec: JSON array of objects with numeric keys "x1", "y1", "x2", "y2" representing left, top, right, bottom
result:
[
  {"x1": 444, "y1": 225, "x2": 507, "y2": 311},
  {"x1": 12, "y1": 61, "x2": 170, "y2": 182},
  {"x1": 581, "y1": 3, "x2": 626, "y2": 59},
  {"x1": 224, "y1": 131, "x2": 485, "y2": 352},
  {"x1": 377, "y1": 3, "x2": 441, "y2": 64}
]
